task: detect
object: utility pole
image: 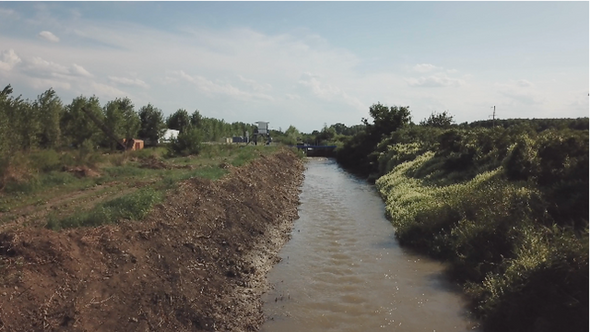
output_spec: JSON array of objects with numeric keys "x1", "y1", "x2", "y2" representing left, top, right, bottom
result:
[{"x1": 490, "y1": 106, "x2": 496, "y2": 128}]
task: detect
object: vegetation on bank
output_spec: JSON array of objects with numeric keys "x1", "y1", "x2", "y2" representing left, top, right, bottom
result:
[
  {"x1": 335, "y1": 104, "x2": 588, "y2": 331},
  {"x1": 0, "y1": 84, "x2": 288, "y2": 230}
]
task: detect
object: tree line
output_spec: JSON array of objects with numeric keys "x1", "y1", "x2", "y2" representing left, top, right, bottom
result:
[{"x1": 0, "y1": 84, "x2": 257, "y2": 156}]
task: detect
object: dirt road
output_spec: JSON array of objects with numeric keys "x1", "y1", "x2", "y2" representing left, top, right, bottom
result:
[{"x1": 0, "y1": 150, "x2": 305, "y2": 331}]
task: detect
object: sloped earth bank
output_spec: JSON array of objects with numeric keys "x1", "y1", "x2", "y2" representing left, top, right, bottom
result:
[{"x1": 0, "y1": 150, "x2": 305, "y2": 331}]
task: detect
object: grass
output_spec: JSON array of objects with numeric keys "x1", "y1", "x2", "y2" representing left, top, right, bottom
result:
[
  {"x1": 0, "y1": 144, "x2": 287, "y2": 230},
  {"x1": 46, "y1": 188, "x2": 163, "y2": 230}
]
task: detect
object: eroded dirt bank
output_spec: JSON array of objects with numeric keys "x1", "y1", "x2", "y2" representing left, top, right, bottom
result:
[{"x1": 0, "y1": 150, "x2": 305, "y2": 331}]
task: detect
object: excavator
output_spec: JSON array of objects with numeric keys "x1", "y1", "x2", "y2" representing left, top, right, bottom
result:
[{"x1": 250, "y1": 121, "x2": 272, "y2": 146}]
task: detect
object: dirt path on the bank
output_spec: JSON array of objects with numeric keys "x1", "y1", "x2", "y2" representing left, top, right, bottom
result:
[{"x1": 0, "y1": 150, "x2": 305, "y2": 331}]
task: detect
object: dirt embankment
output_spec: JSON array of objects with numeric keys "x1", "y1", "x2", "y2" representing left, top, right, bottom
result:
[{"x1": 0, "y1": 150, "x2": 305, "y2": 331}]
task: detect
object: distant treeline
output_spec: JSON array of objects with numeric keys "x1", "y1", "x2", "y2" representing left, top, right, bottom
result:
[
  {"x1": 331, "y1": 103, "x2": 588, "y2": 332},
  {"x1": 0, "y1": 84, "x2": 257, "y2": 155}
]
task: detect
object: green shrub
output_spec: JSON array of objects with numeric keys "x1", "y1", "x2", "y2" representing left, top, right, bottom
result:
[
  {"x1": 468, "y1": 227, "x2": 588, "y2": 332},
  {"x1": 168, "y1": 127, "x2": 203, "y2": 156},
  {"x1": 28, "y1": 149, "x2": 62, "y2": 172}
]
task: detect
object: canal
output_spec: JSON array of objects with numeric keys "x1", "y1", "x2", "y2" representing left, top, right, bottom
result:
[{"x1": 261, "y1": 158, "x2": 479, "y2": 331}]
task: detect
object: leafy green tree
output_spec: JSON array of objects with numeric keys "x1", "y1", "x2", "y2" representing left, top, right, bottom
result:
[
  {"x1": 0, "y1": 85, "x2": 41, "y2": 151},
  {"x1": 115, "y1": 97, "x2": 140, "y2": 139},
  {"x1": 168, "y1": 127, "x2": 203, "y2": 156},
  {"x1": 167, "y1": 108, "x2": 191, "y2": 133},
  {"x1": 61, "y1": 96, "x2": 104, "y2": 148},
  {"x1": 281, "y1": 125, "x2": 300, "y2": 145},
  {"x1": 420, "y1": 111, "x2": 454, "y2": 128},
  {"x1": 316, "y1": 124, "x2": 336, "y2": 145},
  {"x1": 0, "y1": 85, "x2": 16, "y2": 156},
  {"x1": 138, "y1": 103, "x2": 166, "y2": 146},
  {"x1": 338, "y1": 102, "x2": 412, "y2": 176},
  {"x1": 363, "y1": 103, "x2": 412, "y2": 143},
  {"x1": 190, "y1": 109, "x2": 203, "y2": 128},
  {"x1": 103, "y1": 97, "x2": 140, "y2": 149},
  {"x1": 34, "y1": 88, "x2": 64, "y2": 149}
]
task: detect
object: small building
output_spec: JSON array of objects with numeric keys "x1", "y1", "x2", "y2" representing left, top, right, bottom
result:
[
  {"x1": 159, "y1": 129, "x2": 180, "y2": 143},
  {"x1": 122, "y1": 138, "x2": 144, "y2": 151}
]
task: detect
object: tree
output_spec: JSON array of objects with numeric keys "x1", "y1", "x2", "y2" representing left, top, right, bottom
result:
[
  {"x1": 103, "y1": 97, "x2": 140, "y2": 149},
  {"x1": 337, "y1": 102, "x2": 412, "y2": 176},
  {"x1": 363, "y1": 103, "x2": 412, "y2": 142},
  {"x1": 61, "y1": 96, "x2": 104, "y2": 148},
  {"x1": 0, "y1": 85, "x2": 15, "y2": 155},
  {"x1": 316, "y1": 124, "x2": 336, "y2": 145},
  {"x1": 167, "y1": 109, "x2": 191, "y2": 133},
  {"x1": 190, "y1": 109, "x2": 203, "y2": 128},
  {"x1": 284, "y1": 125, "x2": 300, "y2": 145},
  {"x1": 35, "y1": 88, "x2": 64, "y2": 149},
  {"x1": 420, "y1": 111, "x2": 454, "y2": 128},
  {"x1": 138, "y1": 103, "x2": 166, "y2": 146}
]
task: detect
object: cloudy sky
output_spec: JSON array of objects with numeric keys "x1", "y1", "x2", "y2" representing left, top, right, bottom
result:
[{"x1": 0, "y1": 2, "x2": 588, "y2": 133}]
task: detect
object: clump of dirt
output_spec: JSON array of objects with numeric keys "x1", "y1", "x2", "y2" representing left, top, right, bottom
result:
[
  {"x1": 0, "y1": 149, "x2": 305, "y2": 331},
  {"x1": 140, "y1": 156, "x2": 194, "y2": 170},
  {"x1": 63, "y1": 166, "x2": 101, "y2": 178}
]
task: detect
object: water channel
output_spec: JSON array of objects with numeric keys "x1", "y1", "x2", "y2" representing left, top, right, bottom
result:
[{"x1": 261, "y1": 158, "x2": 480, "y2": 332}]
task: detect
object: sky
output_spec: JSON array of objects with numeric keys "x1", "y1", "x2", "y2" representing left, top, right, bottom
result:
[{"x1": 0, "y1": 1, "x2": 588, "y2": 133}]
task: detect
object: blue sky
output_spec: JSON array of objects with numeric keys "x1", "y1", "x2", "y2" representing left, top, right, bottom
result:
[{"x1": 0, "y1": 1, "x2": 588, "y2": 133}]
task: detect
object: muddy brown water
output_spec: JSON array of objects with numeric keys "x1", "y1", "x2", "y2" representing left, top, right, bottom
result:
[{"x1": 261, "y1": 158, "x2": 480, "y2": 332}]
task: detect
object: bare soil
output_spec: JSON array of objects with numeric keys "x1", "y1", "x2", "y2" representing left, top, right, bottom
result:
[{"x1": 0, "y1": 150, "x2": 305, "y2": 331}]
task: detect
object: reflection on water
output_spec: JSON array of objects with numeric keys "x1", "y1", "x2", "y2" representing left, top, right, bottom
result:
[{"x1": 261, "y1": 158, "x2": 479, "y2": 332}]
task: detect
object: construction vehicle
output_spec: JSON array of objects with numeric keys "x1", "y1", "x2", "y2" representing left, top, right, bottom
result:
[{"x1": 251, "y1": 121, "x2": 272, "y2": 145}]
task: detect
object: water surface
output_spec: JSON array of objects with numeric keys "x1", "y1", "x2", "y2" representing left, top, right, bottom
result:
[{"x1": 262, "y1": 158, "x2": 479, "y2": 332}]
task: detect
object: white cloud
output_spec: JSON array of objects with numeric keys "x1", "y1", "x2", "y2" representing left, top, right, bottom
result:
[
  {"x1": 237, "y1": 75, "x2": 271, "y2": 92},
  {"x1": 407, "y1": 74, "x2": 465, "y2": 88},
  {"x1": 298, "y1": 74, "x2": 365, "y2": 110},
  {"x1": 0, "y1": 8, "x2": 17, "y2": 18},
  {"x1": 174, "y1": 70, "x2": 274, "y2": 101},
  {"x1": 516, "y1": 79, "x2": 533, "y2": 87},
  {"x1": 19, "y1": 56, "x2": 94, "y2": 81},
  {"x1": 29, "y1": 77, "x2": 71, "y2": 91},
  {"x1": 90, "y1": 82, "x2": 128, "y2": 99},
  {"x1": 0, "y1": 49, "x2": 21, "y2": 71},
  {"x1": 22, "y1": 56, "x2": 69, "y2": 77},
  {"x1": 109, "y1": 76, "x2": 149, "y2": 89},
  {"x1": 285, "y1": 93, "x2": 301, "y2": 100},
  {"x1": 496, "y1": 80, "x2": 543, "y2": 105},
  {"x1": 38, "y1": 31, "x2": 60, "y2": 43},
  {"x1": 71, "y1": 64, "x2": 92, "y2": 77},
  {"x1": 413, "y1": 63, "x2": 438, "y2": 73}
]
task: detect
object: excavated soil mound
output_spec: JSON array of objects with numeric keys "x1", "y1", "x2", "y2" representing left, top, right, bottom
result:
[{"x1": 0, "y1": 150, "x2": 305, "y2": 331}]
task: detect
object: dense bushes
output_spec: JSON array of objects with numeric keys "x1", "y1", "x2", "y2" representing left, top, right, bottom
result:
[{"x1": 373, "y1": 121, "x2": 588, "y2": 331}]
